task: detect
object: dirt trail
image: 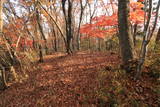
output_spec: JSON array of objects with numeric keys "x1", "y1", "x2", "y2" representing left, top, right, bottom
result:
[{"x1": 0, "y1": 51, "x2": 119, "y2": 107}]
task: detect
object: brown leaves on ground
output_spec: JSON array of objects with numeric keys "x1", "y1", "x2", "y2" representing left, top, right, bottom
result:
[{"x1": 0, "y1": 51, "x2": 159, "y2": 107}]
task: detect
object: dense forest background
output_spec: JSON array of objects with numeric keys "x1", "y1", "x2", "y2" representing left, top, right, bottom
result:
[{"x1": 0, "y1": 0, "x2": 159, "y2": 106}]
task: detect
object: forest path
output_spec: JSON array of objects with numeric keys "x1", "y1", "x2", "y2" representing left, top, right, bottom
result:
[{"x1": 0, "y1": 51, "x2": 120, "y2": 107}]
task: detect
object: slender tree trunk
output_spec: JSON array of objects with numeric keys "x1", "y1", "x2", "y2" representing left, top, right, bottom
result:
[
  {"x1": 0, "y1": 0, "x2": 3, "y2": 32},
  {"x1": 62, "y1": 0, "x2": 73, "y2": 54},
  {"x1": 38, "y1": 44, "x2": 43, "y2": 62},
  {"x1": 71, "y1": 37, "x2": 75, "y2": 51},
  {"x1": 76, "y1": 0, "x2": 86, "y2": 50},
  {"x1": 97, "y1": 38, "x2": 101, "y2": 51},
  {"x1": 87, "y1": 0, "x2": 97, "y2": 51},
  {"x1": 88, "y1": 37, "x2": 91, "y2": 50},
  {"x1": 51, "y1": 25, "x2": 58, "y2": 52},
  {"x1": 0, "y1": 66, "x2": 7, "y2": 90},
  {"x1": 35, "y1": 2, "x2": 44, "y2": 62},
  {"x1": 0, "y1": 0, "x2": 7, "y2": 90},
  {"x1": 54, "y1": 35, "x2": 57, "y2": 52},
  {"x1": 67, "y1": 0, "x2": 73, "y2": 54},
  {"x1": 136, "y1": 0, "x2": 160, "y2": 79},
  {"x1": 133, "y1": 24, "x2": 137, "y2": 46},
  {"x1": 135, "y1": 0, "x2": 152, "y2": 79},
  {"x1": 25, "y1": 25, "x2": 36, "y2": 49},
  {"x1": 118, "y1": 0, "x2": 135, "y2": 71},
  {"x1": 36, "y1": 9, "x2": 48, "y2": 55}
]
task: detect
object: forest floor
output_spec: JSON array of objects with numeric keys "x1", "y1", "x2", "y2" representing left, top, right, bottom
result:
[{"x1": 0, "y1": 51, "x2": 159, "y2": 107}]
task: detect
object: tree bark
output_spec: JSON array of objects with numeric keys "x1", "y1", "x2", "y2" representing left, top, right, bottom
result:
[
  {"x1": 76, "y1": 0, "x2": 87, "y2": 50},
  {"x1": 38, "y1": 44, "x2": 43, "y2": 62},
  {"x1": 35, "y1": 1, "x2": 44, "y2": 62},
  {"x1": 135, "y1": 0, "x2": 160, "y2": 79},
  {"x1": 36, "y1": 8, "x2": 48, "y2": 55},
  {"x1": 133, "y1": 24, "x2": 137, "y2": 46},
  {"x1": 118, "y1": 0, "x2": 135, "y2": 71},
  {"x1": 52, "y1": 26, "x2": 58, "y2": 52},
  {"x1": 0, "y1": 0, "x2": 7, "y2": 90},
  {"x1": 62, "y1": 0, "x2": 73, "y2": 54},
  {"x1": 0, "y1": 66, "x2": 7, "y2": 90}
]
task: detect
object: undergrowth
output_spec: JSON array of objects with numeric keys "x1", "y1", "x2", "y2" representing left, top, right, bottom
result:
[
  {"x1": 7, "y1": 50, "x2": 39, "y2": 84},
  {"x1": 96, "y1": 68, "x2": 159, "y2": 107}
]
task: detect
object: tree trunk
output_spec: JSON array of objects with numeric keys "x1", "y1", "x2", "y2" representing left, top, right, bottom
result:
[
  {"x1": 62, "y1": 0, "x2": 73, "y2": 54},
  {"x1": 135, "y1": 0, "x2": 160, "y2": 79},
  {"x1": 35, "y1": 2, "x2": 44, "y2": 62},
  {"x1": 0, "y1": 0, "x2": 7, "y2": 90},
  {"x1": 38, "y1": 44, "x2": 43, "y2": 62},
  {"x1": 51, "y1": 24, "x2": 58, "y2": 52},
  {"x1": 0, "y1": 0, "x2": 3, "y2": 32},
  {"x1": 133, "y1": 24, "x2": 137, "y2": 46},
  {"x1": 118, "y1": 0, "x2": 135, "y2": 71},
  {"x1": 54, "y1": 35, "x2": 57, "y2": 52},
  {"x1": 76, "y1": 0, "x2": 86, "y2": 50},
  {"x1": 0, "y1": 66, "x2": 7, "y2": 90},
  {"x1": 36, "y1": 9, "x2": 48, "y2": 55},
  {"x1": 97, "y1": 38, "x2": 101, "y2": 51},
  {"x1": 87, "y1": 37, "x2": 91, "y2": 50}
]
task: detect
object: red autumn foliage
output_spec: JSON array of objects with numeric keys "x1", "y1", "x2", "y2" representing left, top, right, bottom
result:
[
  {"x1": 137, "y1": 0, "x2": 144, "y2": 2},
  {"x1": 80, "y1": 1, "x2": 145, "y2": 39},
  {"x1": 3, "y1": 18, "x2": 34, "y2": 49}
]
